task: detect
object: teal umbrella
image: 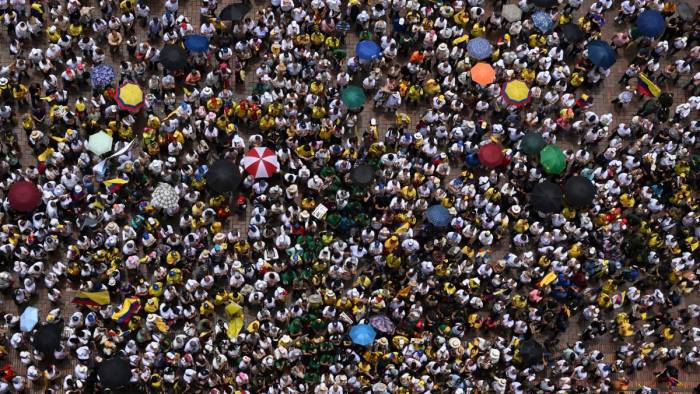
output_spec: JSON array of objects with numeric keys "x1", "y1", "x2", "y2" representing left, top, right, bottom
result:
[
  {"x1": 540, "y1": 145, "x2": 567, "y2": 175},
  {"x1": 87, "y1": 131, "x2": 113, "y2": 156},
  {"x1": 341, "y1": 86, "x2": 367, "y2": 110},
  {"x1": 520, "y1": 133, "x2": 547, "y2": 155}
]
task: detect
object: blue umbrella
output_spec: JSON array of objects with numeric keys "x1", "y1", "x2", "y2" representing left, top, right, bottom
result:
[
  {"x1": 636, "y1": 9, "x2": 665, "y2": 38},
  {"x1": 20, "y1": 306, "x2": 39, "y2": 332},
  {"x1": 532, "y1": 11, "x2": 553, "y2": 32},
  {"x1": 349, "y1": 324, "x2": 376, "y2": 346},
  {"x1": 356, "y1": 40, "x2": 381, "y2": 61},
  {"x1": 426, "y1": 205, "x2": 452, "y2": 227},
  {"x1": 586, "y1": 40, "x2": 616, "y2": 69},
  {"x1": 90, "y1": 64, "x2": 115, "y2": 88},
  {"x1": 185, "y1": 35, "x2": 210, "y2": 52},
  {"x1": 467, "y1": 37, "x2": 492, "y2": 60}
]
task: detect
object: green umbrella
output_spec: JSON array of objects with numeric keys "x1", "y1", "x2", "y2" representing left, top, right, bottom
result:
[
  {"x1": 87, "y1": 131, "x2": 114, "y2": 156},
  {"x1": 540, "y1": 145, "x2": 567, "y2": 174},
  {"x1": 520, "y1": 133, "x2": 547, "y2": 156},
  {"x1": 341, "y1": 86, "x2": 367, "y2": 110}
]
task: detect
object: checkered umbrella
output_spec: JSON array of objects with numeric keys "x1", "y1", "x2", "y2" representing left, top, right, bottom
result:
[{"x1": 151, "y1": 183, "x2": 179, "y2": 210}]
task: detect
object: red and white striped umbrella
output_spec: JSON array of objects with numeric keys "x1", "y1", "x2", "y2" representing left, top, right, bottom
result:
[{"x1": 242, "y1": 147, "x2": 279, "y2": 178}]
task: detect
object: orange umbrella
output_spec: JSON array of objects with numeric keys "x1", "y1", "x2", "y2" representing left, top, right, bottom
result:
[{"x1": 471, "y1": 63, "x2": 496, "y2": 86}]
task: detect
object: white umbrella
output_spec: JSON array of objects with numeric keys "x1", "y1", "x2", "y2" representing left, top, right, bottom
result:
[{"x1": 151, "y1": 183, "x2": 179, "y2": 210}]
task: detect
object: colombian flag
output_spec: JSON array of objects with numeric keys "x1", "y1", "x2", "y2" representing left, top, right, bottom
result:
[
  {"x1": 112, "y1": 297, "x2": 141, "y2": 324},
  {"x1": 103, "y1": 178, "x2": 128, "y2": 193},
  {"x1": 71, "y1": 290, "x2": 111, "y2": 307},
  {"x1": 637, "y1": 73, "x2": 661, "y2": 97}
]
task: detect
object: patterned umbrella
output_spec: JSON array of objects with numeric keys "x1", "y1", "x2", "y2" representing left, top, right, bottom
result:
[
  {"x1": 90, "y1": 64, "x2": 115, "y2": 87},
  {"x1": 532, "y1": 11, "x2": 553, "y2": 32},
  {"x1": 151, "y1": 183, "x2": 179, "y2": 210},
  {"x1": 115, "y1": 83, "x2": 144, "y2": 113},
  {"x1": 369, "y1": 315, "x2": 396, "y2": 334},
  {"x1": 467, "y1": 37, "x2": 493, "y2": 60},
  {"x1": 242, "y1": 147, "x2": 280, "y2": 178},
  {"x1": 87, "y1": 131, "x2": 113, "y2": 156},
  {"x1": 502, "y1": 80, "x2": 531, "y2": 106},
  {"x1": 502, "y1": 4, "x2": 522, "y2": 22}
]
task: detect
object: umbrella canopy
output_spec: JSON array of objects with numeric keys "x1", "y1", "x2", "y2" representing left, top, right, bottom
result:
[
  {"x1": 502, "y1": 80, "x2": 531, "y2": 106},
  {"x1": 349, "y1": 324, "x2": 376, "y2": 346},
  {"x1": 471, "y1": 62, "x2": 496, "y2": 86},
  {"x1": 90, "y1": 64, "x2": 115, "y2": 87},
  {"x1": 184, "y1": 34, "x2": 210, "y2": 52},
  {"x1": 658, "y1": 92, "x2": 674, "y2": 108},
  {"x1": 426, "y1": 205, "x2": 452, "y2": 227},
  {"x1": 520, "y1": 133, "x2": 547, "y2": 155},
  {"x1": 586, "y1": 40, "x2": 616, "y2": 69},
  {"x1": 636, "y1": 9, "x2": 665, "y2": 37},
  {"x1": 502, "y1": 4, "x2": 522, "y2": 22},
  {"x1": 351, "y1": 164, "x2": 375, "y2": 185},
  {"x1": 467, "y1": 37, "x2": 493, "y2": 60},
  {"x1": 564, "y1": 176, "x2": 596, "y2": 208},
  {"x1": 115, "y1": 83, "x2": 144, "y2": 113},
  {"x1": 356, "y1": 40, "x2": 381, "y2": 60},
  {"x1": 478, "y1": 143, "x2": 505, "y2": 168},
  {"x1": 8, "y1": 180, "x2": 42, "y2": 212},
  {"x1": 560, "y1": 23, "x2": 584, "y2": 43},
  {"x1": 369, "y1": 315, "x2": 396, "y2": 334},
  {"x1": 517, "y1": 338, "x2": 545, "y2": 367},
  {"x1": 151, "y1": 183, "x2": 180, "y2": 210},
  {"x1": 20, "y1": 306, "x2": 39, "y2": 332},
  {"x1": 242, "y1": 147, "x2": 280, "y2": 178},
  {"x1": 540, "y1": 144, "x2": 567, "y2": 174},
  {"x1": 219, "y1": 3, "x2": 251, "y2": 21},
  {"x1": 87, "y1": 131, "x2": 113, "y2": 156},
  {"x1": 530, "y1": 181, "x2": 563, "y2": 213},
  {"x1": 160, "y1": 44, "x2": 188, "y2": 70},
  {"x1": 97, "y1": 358, "x2": 132, "y2": 389},
  {"x1": 32, "y1": 323, "x2": 61, "y2": 355},
  {"x1": 532, "y1": 11, "x2": 553, "y2": 32},
  {"x1": 531, "y1": 0, "x2": 556, "y2": 7},
  {"x1": 677, "y1": 2, "x2": 696, "y2": 21},
  {"x1": 207, "y1": 159, "x2": 242, "y2": 194},
  {"x1": 341, "y1": 86, "x2": 367, "y2": 109}
]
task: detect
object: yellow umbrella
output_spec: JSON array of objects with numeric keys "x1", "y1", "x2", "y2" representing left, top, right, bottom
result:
[
  {"x1": 116, "y1": 83, "x2": 144, "y2": 112},
  {"x1": 502, "y1": 80, "x2": 531, "y2": 106}
]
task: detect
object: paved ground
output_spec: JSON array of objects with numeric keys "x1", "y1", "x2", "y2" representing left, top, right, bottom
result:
[{"x1": 1, "y1": 0, "x2": 700, "y2": 392}]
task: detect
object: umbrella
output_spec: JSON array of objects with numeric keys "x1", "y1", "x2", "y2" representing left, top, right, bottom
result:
[
  {"x1": 115, "y1": 83, "x2": 144, "y2": 113},
  {"x1": 8, "y1": 180, "x2": 42, "y2": 212},
  {"x1": 677, "y1": 2, "x2": 696, "y2": 21},
  {"x1": 242, "y1": 147, "x2": 280, "y2": 178},
  {"x1": 560, "y1": 23, "x2": 584, "y2": 43},
  {"x1": 369, "y1": 315, "x2": 396, "y2": 334},
  {"x1": 532, "y1": 11, "x2": 553, "y2": 32},
  {"x1": 517, "y1": 338, "x2": 545, "y2": 367},
  {"x1": 520, "y1": 133, "x2": 547, "y2": 155},
  {"x1": 471, "y1": 62, "x2": 496, "y2": 86},
  {"x1": 564, "y1": 176, "x2": 596, "y2": 208},
  {"x1": 502, "y1": 4, "x2": 522, "y2": 22},
  {"x1": 90, "y1": 64, "x2": 115, "y2": 87},
  {"x1": 658, "y1": 92, "x2": 674, "y2": 108},
  {"x1": 478, "y1": 143, "x2": 505, "y2": 168},
  {"x1": 586, "y1": 40, "x2": 616, "y2": 69},
  {"x1": 160, "y1": 44, "x2": 188, "y2": 70},
  {"x1": 467, "y1": 37, "x2": 492, "y2": 60},
  {"x1": 219, "y1": 3, "x2": 251, "y2": 21},
  {"x1": 349, "y1": 324, "x2": 376, "y2": 346},
  {"x1": 636, "y1": 9, "x2": 665, "y2": 38},
  {"x1": 96, "y1": 358, "x2": 132, "y2": 389},
  {"x1": 540, "y1": 144, "x2": 567, "y2": 174},
  {"x1": 32, "y1": 323, "x2": 61, "y2": 355},
  {"x1": 207, "y1": 159, "x2": 242, "y2": 194},
  {"x1": 502, "y1": 80, "x2": 531, "y2": 106},
  {"x1": 351, "y1": 164, "x2": 375, "y2": 185},
  {"x1": 151, "y1": 183, "x2": 179, "y2": 210},
  {"x1": 87, "y1": 131, "x2": 113, "y2": 156},
  {"x1": 426, "y1": 205, "x2": 452, "y2": 227},
  {"x1": 356, "y1": 40, "x2": 381, "y2": 61},
  {"x1": 184, "y1": 35, "x2": 210, "y2": 52},
  {"x1": 530, "y1": 181, "x2": 563, "y2": 213},
  {"x1": 341, "y1": 86, "x2": 367, "y2": 109},
  {"x1": 20, "y1": 306, "x2": 39, "y2": 332},
  {"x1": 531, "y1": 0, "x2": 556, "y2": 7}
]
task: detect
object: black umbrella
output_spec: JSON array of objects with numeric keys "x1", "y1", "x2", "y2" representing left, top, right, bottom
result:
[
  {"x1": 517, "y1": 338, "x2": 545, "y2": 367},
  {"x1": 563, "y1": 176, "x2": 596, "y2": 208},
  {"x1": 658, "y1": 92, "x2": 674, "y2": 108},
  {"x1": 160, "y1": 44, "x2": 188, "y2": 70},
  {"x1": 560, "y1": 23, "x2": 584, "y2": 43},
  {"x1": 351, "y1": 164, "x2": 375, "y2": 185},
  {"x1": 207, "y1": 159, "x2": 242, "y2": 194},
  {"x1": 530, "y1": 181, "x2": 563, "y2": 213},
  {"x1": 97, "y1": 358, "x2": 132, "y2": 389},
  {"x1": 531, "y1": 0, "x2": 556, "y2": 7},
  {"x1": 219, "y1": 3, "x2": 252, "y2": 21},
  {"x1": 32, "y1": 323, "x2": 61, "y2": 356}
]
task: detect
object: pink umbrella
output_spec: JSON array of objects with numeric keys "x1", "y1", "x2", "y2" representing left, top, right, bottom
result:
[{"x1": 242, "y1": 147, "x2": 279, "y2": 178}]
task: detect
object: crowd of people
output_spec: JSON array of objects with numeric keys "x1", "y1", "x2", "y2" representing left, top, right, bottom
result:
[{"x1": 1, "y1": 0, "x2": 700, "y2": 392}]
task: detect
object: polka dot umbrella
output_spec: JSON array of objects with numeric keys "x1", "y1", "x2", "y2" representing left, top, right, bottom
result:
[{"x1": 150, "y1": 183, "x2": 179, "y2": 210}]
